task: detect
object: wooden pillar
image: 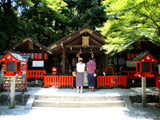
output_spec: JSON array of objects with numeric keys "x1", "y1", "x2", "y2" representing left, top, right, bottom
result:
[
  {"x1": 42, "y1": 50, "x2": 45, "y2": 70},
  {"x1": 97, "y1": 58, "x2": 100, "y2": 75},
  {"x1": 66, "y1": 59, "x2": 69, "y2": 74},
  {"x1": 142, "y1": 77, "x2": 146, "y2": 107},
  {"x1": 117, "y1": 55, "x2": 119, "y2": 74},
  {"x1": 106, "y1": 54, "x2": 109, "y2": 75},
  {"x1": 100, "y1": 57, "x2": 102, "y2": 74},
  {"x1": 62, "y1": 47, "x2": 65, "y2": 74}
]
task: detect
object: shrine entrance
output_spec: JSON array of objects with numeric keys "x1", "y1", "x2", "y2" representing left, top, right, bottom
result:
[
  {"x1": 66, "y1": 47, "x2": 102, "y2": 87},
  {"x1": 48, "y1": 24, "x2": 109, "y2": 75}
]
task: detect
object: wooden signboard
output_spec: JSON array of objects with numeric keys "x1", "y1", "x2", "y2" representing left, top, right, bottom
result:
[{"x1": 82, "y1": 36, "x2": 89, "y2": 46}]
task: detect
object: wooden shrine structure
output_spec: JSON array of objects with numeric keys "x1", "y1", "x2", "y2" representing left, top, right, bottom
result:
[
  {"x1": 132, "y1": 51, "x2": 158, "y2": 77},
  {"x1": 0, "y1": 52, "x2": 30, "y2": 91},
  {"x1": 2, "y1": 36, "x2": 53, "y2": 80},
  {"x1": 48, "y1": 24, "x2": 109, "y2": 75},
  {"x1": 2, "y1": 25, "x2": 160, "y2": 89},
  {"x1": 132, "y1": 51, "x2": 158, "y2": 107},
  {"x1": 3, "y1": 36, "x2": 52, "y2": 71},
  {"x1": 112, "y1": 38, "x2": 160, "y2": 75}
]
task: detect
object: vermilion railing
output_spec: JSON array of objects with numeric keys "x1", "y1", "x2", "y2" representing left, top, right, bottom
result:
[
  {"x1": 59, "y1": 76, "x2": 74, "y2": 88},
  {"x1": 97, "y1": 75, "x2": 127, "y2": 88},
  {"x1": 44, "y1": 75, "x2": 74, "y2": 88},
  {"x1": 44, "y1": 75, "x2": 59, "y2": 87},
  {"x1": 122, "y1": 71, "x2": 138, "y2": 79},
  {"x1": 26, "y1": 70, "x2": 46, "y2": 79},
  {"x1": 122, "y1": 70, "x2": 159, "y2": 79}
]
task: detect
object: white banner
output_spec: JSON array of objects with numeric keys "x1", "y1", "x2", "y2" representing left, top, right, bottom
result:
[{"x1": 32, "y1": 61, "x2": 44, "y2": 67}]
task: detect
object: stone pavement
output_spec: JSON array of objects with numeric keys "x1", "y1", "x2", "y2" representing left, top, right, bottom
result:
[
  {"x1": 1, "y1": 87, "x2": 159, "y2": 97},
  {"x1": 0, "y1": 87, "x2": 160, "y2": 120},
  {"x1": 23, "y1": 87, "x2": 159, "y2": 96}
]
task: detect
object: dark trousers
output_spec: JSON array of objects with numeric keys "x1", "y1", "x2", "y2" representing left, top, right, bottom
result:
[{"x1": 88, "y1": 73, "x2": 94, "y2": 88}]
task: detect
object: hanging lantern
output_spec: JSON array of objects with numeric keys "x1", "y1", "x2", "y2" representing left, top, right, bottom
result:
[
  {"x1": 127, "y1": 53, "x2": 131, "y2": 60},
  {"x1": 19, "y1": 53, "x2": 23, "y2": 55},
  {"x1": 131, "y1": 53, "x2": 135, "y2": 60},
  {"x1": 34, "y1": 53, "x2": 38, "y2": 60},
  {"x1": 38, "y1": 53, "x2": 43, "y2": 60},
  {"x1": 31, "y1": 53, "x2": 34, "y2": 60},
  {"x1": 44, "y1": 53, "x2": 48, "y2": 60}
]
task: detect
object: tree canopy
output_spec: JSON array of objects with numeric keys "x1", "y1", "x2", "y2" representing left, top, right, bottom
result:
[
  {"x1": 98, "y1": 0, "x2": 160, "y2": 54},
  {"x1": 0, "y1": 0, "x2": 107, "y2": 51}
]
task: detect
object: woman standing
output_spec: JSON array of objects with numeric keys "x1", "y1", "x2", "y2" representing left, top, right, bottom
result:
[{"x1": 76, "y1": 58, "x2": 85, "y2": 93}]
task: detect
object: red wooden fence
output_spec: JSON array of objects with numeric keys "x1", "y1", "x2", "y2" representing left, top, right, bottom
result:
[
  {"x1": 97, "y1": 75, "x2": 127, "y2": 88},
  {"x1": 122, "y1": 70, "x2": 159, "y2": 79},
  {"x1": 26, "y1": 70, "x2": 46, "y2": 79},
  {"x1": 59, "y1": 76, "x2": 74, "y2": 88},
  {"x1": 44, "y1": 75, "x2": 59, "y2": 87},
  {"x1": 44, "y1": 75, "x2": 74, "y2": 88}
]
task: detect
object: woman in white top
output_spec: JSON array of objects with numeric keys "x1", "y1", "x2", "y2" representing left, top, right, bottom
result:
[{"x1": 76, "y1": 58, "x2": 85, "y2": 93}]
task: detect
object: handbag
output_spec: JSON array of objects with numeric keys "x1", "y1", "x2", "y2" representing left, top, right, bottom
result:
[
  {"x1": 94, "y1": 73, "x2": 97, "y2": 77},
  {"x1": 72, "y1": 71, "x2": 77, "y2": 77}
]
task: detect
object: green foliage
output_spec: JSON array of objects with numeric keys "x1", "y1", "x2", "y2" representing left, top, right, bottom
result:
[
  {"x1": 8, "y1": 103, "x2": 14, "y2": 109},
  {"x1": 98, "y1": 0, "x2": 160, "y2": 54},
  {"x1": 0, "y1": 0, "x2": 107, "y2": 51},
  {"x1": 0, "y1": 0, "x2": 68, "y2": 50},
  {"x1": 64, "y1": 0, "x2": 107, "y2": 31}
]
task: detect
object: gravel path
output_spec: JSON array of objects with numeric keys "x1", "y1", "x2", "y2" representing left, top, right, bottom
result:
[{"x1": 0, "y1": 103, "x2": 160, "y2": 120}]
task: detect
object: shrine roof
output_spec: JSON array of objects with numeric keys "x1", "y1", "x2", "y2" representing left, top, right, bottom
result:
[
  {"x1": 132, "y1": 50, "x2": 158, "y2": 63},
  {"x1": 0, "y1": 51, "x2": 31, "y2": 62},
  {"x1": 9, "y1": 52, "x2": 27, "y2": 61},
  {"x1": 118, "y1": 37, "x2": 160, "y2": 55},
  {"x1": 48, "y1": 24, "x2": 106, "y2": 54},
  {"x1": 3, "y1": 36, "x2": 52, "y2": 54},
  {"x1": 21, "y1": 55, "x2": 30, "y2": 61},
  {"x1": 132, "y1": 50, "x2": 148, "y2": 62}
]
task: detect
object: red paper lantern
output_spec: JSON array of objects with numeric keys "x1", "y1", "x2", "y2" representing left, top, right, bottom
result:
[
  {"x1": 44, "y1": 53, "x2": 48, "y2": 60},
  {"x1": 31, "y1": 53, "x2": 34, "y2": 60},
  {"x1": 34, "y1": 53, "x2": 38, "y2": 60},
  {"x1": 38, "y1": 53, "x2": 43, "y2": 60},
  {"x1": 19, "y1": 53, "x2": 23, "y2": 55},
  {"x1": 131, "y1": 53, "x2": 135, "y2": 60},
  {"x1": 127, "y1": 53, "x2": 131, "y2": 60}
]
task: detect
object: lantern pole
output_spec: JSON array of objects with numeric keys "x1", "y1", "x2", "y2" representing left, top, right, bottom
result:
[
  {"x1": 10, "y1": 76, "x2": 16, "y2": 108},
  {"x1": 142, "y1": 76, "x2": 146, "y2": 107}
]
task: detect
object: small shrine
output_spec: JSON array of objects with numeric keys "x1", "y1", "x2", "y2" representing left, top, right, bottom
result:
[
  {"x1": 132, "y1": 51, "x2": 158, "y2": 107},
  {"x1": 0, "y1": 52, "x2": 30, "y2": 91},
  {"x1": 132, "y1": 51, "x2": 158, "y2": 77}
]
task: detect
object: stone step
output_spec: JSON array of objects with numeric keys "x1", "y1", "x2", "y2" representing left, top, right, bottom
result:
[
  {"x1": 33, "y1": 100, "x2": 126, "y2": 107},
  {"x1": 35, "y1": 95, "x2": 124, "y2": 101}
]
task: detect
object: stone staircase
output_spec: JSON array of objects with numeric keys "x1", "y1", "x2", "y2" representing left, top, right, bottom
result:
[{"x1": 32, "y1": 95, "x2": 127, "y2": 107}]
